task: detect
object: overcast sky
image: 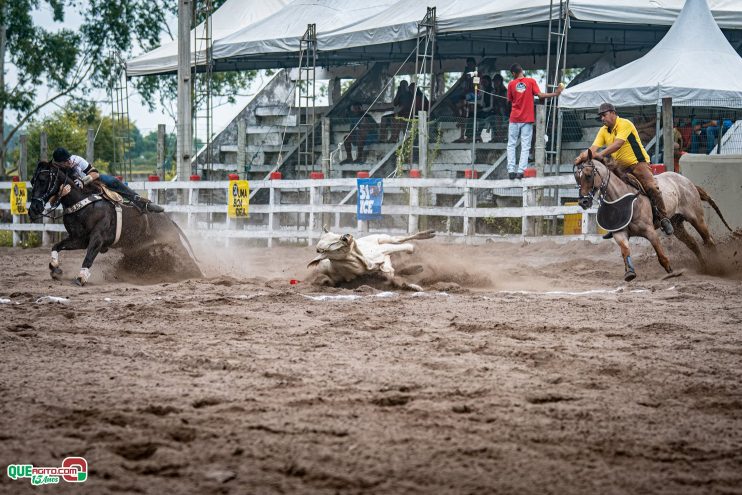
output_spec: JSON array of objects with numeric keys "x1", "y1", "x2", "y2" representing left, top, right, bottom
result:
[{"x1": 12, "y1": 4, "x2": 256, "y2": 138}]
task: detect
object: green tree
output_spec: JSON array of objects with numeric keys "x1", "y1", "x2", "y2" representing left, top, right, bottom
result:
[
  {"x1": 1, "y1": 0, "x2": 257, "y2": 174},
  {"x1": 21, "y1": 102, "x2": 141, "y2": 176}
]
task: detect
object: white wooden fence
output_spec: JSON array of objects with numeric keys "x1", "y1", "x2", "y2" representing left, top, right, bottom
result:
[{"x1": 0, "y1": 176, "x2": 599, "y2": 247}]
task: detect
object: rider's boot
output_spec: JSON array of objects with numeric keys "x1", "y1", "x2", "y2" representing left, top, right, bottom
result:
[
  {"x1": 646, "y1": 188, "x2": 674, "y2": 235},
  {"x1": 134, "y1": 195, "x2": 165, "y2": 213}
]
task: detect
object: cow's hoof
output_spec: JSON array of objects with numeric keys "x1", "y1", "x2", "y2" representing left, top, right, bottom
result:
[
  {"x1": 624, "y1": 270, "x2": 636, "y2": 282},
  {"x1": 406, "y1": 283, "x2": 423, "y2": 292},
  {"x1": 73, "y1": 277, "x2": 86, "y2": 287},
  {"x1": 50, "y1": 267, "x2": 63, "y2": 280}
]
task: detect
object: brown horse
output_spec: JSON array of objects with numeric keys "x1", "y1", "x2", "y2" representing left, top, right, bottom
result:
[{"x1": 574, "y1": 150, "x2": 732, "y2": 281}]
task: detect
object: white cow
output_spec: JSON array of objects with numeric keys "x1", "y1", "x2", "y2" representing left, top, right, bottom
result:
[{"x1": 307, "y1": 228, "x2": 436, "y2": 291}]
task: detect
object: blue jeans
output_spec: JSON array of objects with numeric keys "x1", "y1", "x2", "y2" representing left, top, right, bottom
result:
[
  {"x1": 507, "y1": 122, "x2": 533, "y2": 173},
  {"x1": 99, "y1": 174, "x2": 137, "y2": 201}
]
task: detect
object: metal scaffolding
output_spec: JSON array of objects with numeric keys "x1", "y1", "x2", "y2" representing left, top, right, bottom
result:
[
  {"x1": 193, "y1": 0, "x2": 214, "y2": 179},
  {"x1": 297, "y1": 24, "x2": 318, "y2": 176},
  {"x1": 109, "y1": 52, "x2": 133, "y2": 180}
]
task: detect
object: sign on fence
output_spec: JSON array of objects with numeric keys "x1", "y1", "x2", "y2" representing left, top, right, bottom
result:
[
  {"x1": 228, "y1": 180, "x2": 249, "y2": 218},
  {"x1": 357, "y1": 178, "x2": 383, "y2": 221},
  {"x1": 11, "y1": 182, "x2": 27, "y2": 215}
]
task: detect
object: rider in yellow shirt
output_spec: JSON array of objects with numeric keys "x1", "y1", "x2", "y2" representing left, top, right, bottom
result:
[{"x1": 575, "y1": 103, "x2": 674, "y2": 236}]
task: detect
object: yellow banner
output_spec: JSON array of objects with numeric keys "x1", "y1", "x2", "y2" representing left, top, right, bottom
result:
[
  {"x1": 228, "y1": 180, "x2": 249, "y2": 218},
  {"x1": 11, "y1": 182, "x2": 28, "y2": 215}
]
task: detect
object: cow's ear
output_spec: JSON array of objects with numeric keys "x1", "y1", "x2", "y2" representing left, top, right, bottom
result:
[{"x1": 322, "y1": 225, "x2": 329, "y2": 233}]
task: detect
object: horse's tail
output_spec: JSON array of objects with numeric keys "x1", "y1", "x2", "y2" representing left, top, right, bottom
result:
[
  {"x1": 696, "y1": 185, "x2": 733, "y2": 232},
  {"x1": 171, "y1": 219, "x2": 201, "y2": 263}
]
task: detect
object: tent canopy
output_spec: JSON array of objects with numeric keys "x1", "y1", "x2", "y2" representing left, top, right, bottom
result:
[
  {"x1": 127, "y1": 0, "x2": 742, "y2": 76},
  {"x1": 125, "y1": 0, "x2": 290, "y2": 76},
  {"x1": 560, "y1": 0, "x2": 742, "y2": 108}
]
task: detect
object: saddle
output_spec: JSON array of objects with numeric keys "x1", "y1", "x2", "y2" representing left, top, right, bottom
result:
[
  {"x1": 597, "y1": 193, "x2": 639, "y2": 232},
  {"x1": 98, "y1": 184, "x2": 124, "y2": 204}
]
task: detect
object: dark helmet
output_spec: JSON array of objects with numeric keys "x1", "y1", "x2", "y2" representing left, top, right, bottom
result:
[{"x1": 52, "y1": 147, "x2": 71, "y2": 163}]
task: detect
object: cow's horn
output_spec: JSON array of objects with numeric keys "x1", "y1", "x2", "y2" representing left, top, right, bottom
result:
[{"x1": 322, "y1": 225, "x2": 329, "y2": 233}]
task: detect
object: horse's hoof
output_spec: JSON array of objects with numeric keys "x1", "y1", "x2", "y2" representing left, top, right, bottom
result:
[
  {"x1": 50, "y1": 267, "x2": 63, "y2": 280},
  {"x1": 662, "y1": 271, "x2": 683, "y2": 280},
  {"x1": 624, "y1": 271, "x2": 637, "y2": 282}
]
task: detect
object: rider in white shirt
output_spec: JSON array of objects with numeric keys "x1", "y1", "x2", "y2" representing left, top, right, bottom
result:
[{"x1": 51, "y1": 147, "x2": 164, "y2": 213}]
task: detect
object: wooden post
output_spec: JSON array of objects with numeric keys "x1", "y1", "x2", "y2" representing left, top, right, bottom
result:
[
  {"x1": 40, "y1": 131, "x2": 48, "y2": 161},
  {"x1": 157, "y1": 124, "x2": 166, "y2": 179},
  {"x1": 18, "y1": 134, "x2": 27, "y2": 181},
  {"x1": 237, "y1": 119, "x2": 246, "y2": 175},
  {"x1": 533, "y1": 105, "x2": 547, "y2": 236},
  {"x1": 418, "y1": 111, "x2": 429, "y2": 231},
  {"x1": 320, "y1": 117, "x2": 331, "y2": 229},
  {"x1": 17, "y1": 135, "x2": 26, "y2": 247},
  {"x1": 463, "y1": 181, "x2": 476, "y2": 237},
  {"x1": 321, "y1": 117, "x2": 330, "y2": 177},
  {"x1": 86, "y1": 128, "x2": 95, "y2": 164},
  {"x1": 418, "y1": 111, "x2": 428, "y2": 176},
  {"x1": 662, "y1": 97, "x2": 673, "y2": 168},
  {"x1": 268, "y1": 183, "x2": 281, "y2": 248},
  {"x1": 177, "y1": 0, "x2": 192, "y2": 192},
  {"x1": 408, "y1": 184, "x2": 419, "y2": 233}
]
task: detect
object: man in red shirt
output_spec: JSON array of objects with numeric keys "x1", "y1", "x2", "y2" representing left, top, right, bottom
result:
[{"x1": 506, "y1": 64, "x2": 563, "y2": 179}]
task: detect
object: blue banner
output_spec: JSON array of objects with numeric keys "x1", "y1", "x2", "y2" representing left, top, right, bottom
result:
[{"x1": 357, "y1": 178, "x2": 383, "y2": 220}]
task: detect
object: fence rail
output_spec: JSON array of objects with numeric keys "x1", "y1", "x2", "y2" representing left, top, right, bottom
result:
[{"x1": 1, "y1": 177, "x2": 598, "y2": 247}]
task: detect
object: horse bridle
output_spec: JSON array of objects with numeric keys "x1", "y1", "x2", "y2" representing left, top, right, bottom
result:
[
  {"x1": 573, "y1": 160, "x2": 610, "y2": 206},
  {"x1": 30, "y1": 162, "x2": 74, "y2": 218}
]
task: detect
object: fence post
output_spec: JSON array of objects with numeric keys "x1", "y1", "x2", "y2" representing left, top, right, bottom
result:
[
  {"x1": 662, "y1": 98, "x2": 673, "y2": 165},
  {"x1": 533, "y1": 105, "x2": 547, "y2": 236},
  {"x1": 408, "y1": 182, "x2": 419, "y2": 234},
  {"x1": 39, "y1": 130, "x2": 50, "y2": 248},
  {"x1": 237, "y1": 119, "x2": 246, "y2": 175},
  {"x1": 18, "y1": 134, "x2": 27, "y2": 180},
  {"x1": 418, "y1": 111, "x2": 428, "y2": 176},
  {"x1": 268, "y1": 178, "x2": 280, "y2": 248},
  {"x1": 86, "y1": 128, "x2": 95, "y2": 164},
  {"x1": 463, "y1": 180, "x2": 476, "y2": 237},
  {"x1": 521, "y1": 183, "x2": 530, "y2": 237},
  {"x1": 18, "y1": 135, "x2": 27, "y2": 247},
  {"x1": 40, "y1": 131, "x2": 48, "y2": 161}
]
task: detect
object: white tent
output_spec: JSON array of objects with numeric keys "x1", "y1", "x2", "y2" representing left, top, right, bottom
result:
[
  {"x1": 128, "y1": 0, "x2": 742, "y2": 76},
  {"x1": 125, "y1": 0, "x2": 290, "y2": 76},
  {"x1": 213, "y1": 0, "x2": 398, "y2": 59},
  {"x1": 560, "y1": 0, "x2": 742, "y2": 108},
  {"x1": 318, "y1": 0, "x2": 742, "y2": 52}
]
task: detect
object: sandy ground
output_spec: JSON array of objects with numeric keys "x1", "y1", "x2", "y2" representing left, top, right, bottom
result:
[{"x1": 1, "y1": 232, "x2": 741, "y2": 494}]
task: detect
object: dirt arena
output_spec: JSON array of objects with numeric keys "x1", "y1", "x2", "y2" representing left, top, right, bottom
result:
[{"x1": 1, "y1": 233, "x2": 741, "y2": 494}]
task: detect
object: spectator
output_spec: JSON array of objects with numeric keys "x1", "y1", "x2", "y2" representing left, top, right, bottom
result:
[
  {"x1": 506, "y1": 63, "x2": 563, "y2": 179},
  {"x1": 451, "y1": 57, "x2": 478, "y2": 143},
  {"x1": 409, "y1": 83, "x2": 430, "y2": 114},
  {"x1": 705, "y1": 118, "x2": 733, "y2": 153},
  {"x1": 342, "y1": 103, "x2": 379, "y2": 164},
  {"x1": 491, "y1": 74, "x2": 510, "y2": 119},
  {"x1": 478, "y1": 75, "x2": 494, "y2": 117},
  {"x1": 380, "y1": 80, "x2": 411, "y2": 143}
]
